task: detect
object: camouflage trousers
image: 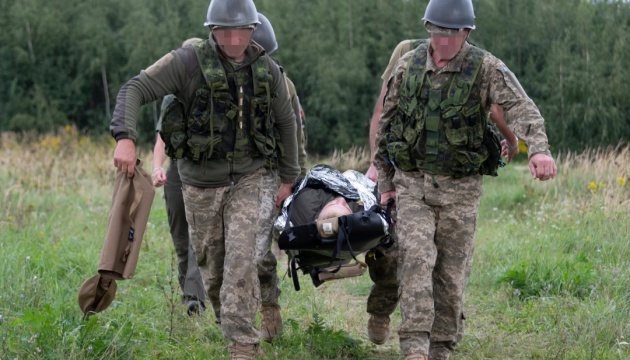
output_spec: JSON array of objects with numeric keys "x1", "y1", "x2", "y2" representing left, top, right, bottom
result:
[
  {"x1": 393, "y1": 170, "x2": 482, "y2": 357},
  {"x1": 164, "y1": 162, "x2": 205, "y2": 305},
  {"x1": 365, "y1": 232, "x2": 399, "y2": 317},
  {"x1": 182, "y1": 168, "x2": 265, "y2": 345},
  {"x1": 255, "y1": 169, "x2": 281, "y2": 307}
]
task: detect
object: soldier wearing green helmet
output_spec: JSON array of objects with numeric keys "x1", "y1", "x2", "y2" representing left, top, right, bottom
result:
[
  {"x1": 374, "y1": 0, "x2": 556, "y2": 359},
  {"x1": 110, "y1": 0, "x2": 299, "y2": 358}
]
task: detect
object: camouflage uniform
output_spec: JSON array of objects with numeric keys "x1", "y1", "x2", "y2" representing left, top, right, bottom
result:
[
  {"x1": 364, "y1": 40, "x2": 421, "y2": 320},
  {"x1": 375, "y1": 41, "x2": 551, "y2": 357},
  {"x1": 163, "y1": 160, "x2": 206, "y2": 307},
  {"x1": 182, "y1": 168, "x2": 266, "y2": 344},
  {"x1": 256, "y1": 169, "x2": 281, "y2": 307},
  {"x1": 110, "y1": 39, "x2": 300, "y2": 347},
  {"x1": 256, "y1": 74, "x2": 307, "y2": 308}
]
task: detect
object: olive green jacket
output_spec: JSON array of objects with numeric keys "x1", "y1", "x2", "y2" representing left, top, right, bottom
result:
[{"x1": 110, "y1": 39, "x2": 300, "y2": 187}]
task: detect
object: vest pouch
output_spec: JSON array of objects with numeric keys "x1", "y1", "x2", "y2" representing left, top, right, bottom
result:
[
  {"x1": 250, "y1": 94, "x2": 274, "y2": 158},
  {"x1": 187, "y1": 133, "x2": 213, "y2": 163},
  {"x1": 159, "y1": 97, "x2": 188, "y2": 159},
  {"x1": 444, "y1": 125, "x2": 470, "y2": 147},
  {"x1": 188, "y1": 89, "x2": 212, "y2": 133},
  {"x1": 168, "y1": 131, "x2": 188, "y2": 159},
  {"x1": 479, "y1": 123, "x2": 503, "y2": 176},
  {"x1": 252, "y1": 131, "x2": 276, "y2": 157},
  {"x1": 387, "y1": 141, "x2": 416, "y2": 171}
]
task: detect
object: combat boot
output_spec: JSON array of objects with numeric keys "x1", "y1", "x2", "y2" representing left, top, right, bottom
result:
[
  {"x1": 367, "y1": 314, "x2": 390, "y2": 345},
  {"x1": 260, "y1": 304, "x2": 283, "y2": 342},
  {"x1": 429, "y1": 343, "x2": 451, "y2": 360},
  {"x1": 228, "y1": 343, "x2": 263, "y2": 360}
]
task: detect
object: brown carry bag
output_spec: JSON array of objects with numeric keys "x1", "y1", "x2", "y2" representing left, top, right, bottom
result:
[{"x1": 78, "y1": 159, "x2": 155, "y2": 316}]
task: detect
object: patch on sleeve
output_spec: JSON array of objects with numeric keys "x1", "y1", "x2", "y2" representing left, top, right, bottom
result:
[
  {"x1": 145, "y1": 53, "x2": 174, "y2": 77},
  {"x1": 498, "y1": 64, "x2": 529, "y2": 99}
]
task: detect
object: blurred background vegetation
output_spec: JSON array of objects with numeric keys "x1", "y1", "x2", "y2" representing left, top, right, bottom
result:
[{"x1": 0, "y1": 0, "x2": 628, "y2": 155}]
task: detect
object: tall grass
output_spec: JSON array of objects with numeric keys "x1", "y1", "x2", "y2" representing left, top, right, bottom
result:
[{"x1": 1, "y1": 130, "x2": 628, "y2": 359}]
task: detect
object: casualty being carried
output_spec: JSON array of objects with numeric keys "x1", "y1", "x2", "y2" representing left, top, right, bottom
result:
[{"x1": 275, "y1": 164, "x2": 394, "y2": 290}]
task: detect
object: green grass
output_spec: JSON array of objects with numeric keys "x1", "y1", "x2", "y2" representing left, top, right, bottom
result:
[{"x1": 1, "y1": 133, "x2": 629, "y2": 359}]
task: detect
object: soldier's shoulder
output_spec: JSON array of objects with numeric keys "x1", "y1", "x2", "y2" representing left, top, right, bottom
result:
[{"x1": 480, "y1": 51, "x2": 509, "y2": 73}]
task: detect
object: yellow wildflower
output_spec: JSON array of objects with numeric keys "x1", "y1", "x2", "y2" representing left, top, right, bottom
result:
[
  {"x1": 618, "y1": 177, "x2": 627, "y2": 186},
  {"x1": 588, "y1": 181, "x2": 597, "y2": 192}
]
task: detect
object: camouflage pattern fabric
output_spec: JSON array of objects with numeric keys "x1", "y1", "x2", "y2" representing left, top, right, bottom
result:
[
  {"x1": 376, "y1": 41, "x2": 552, "y2": 193},
  {"x1": 164, "y1": 161, "x2": 206, "y2": 304},
  {"x1": 256, "y1": 169, "x2": 281, "y2": 306},
  {"x1": 393, "y1": 170, "x2": 482, "y2": 357},
  {"x1": 365, "y1": 238, "x2": 399, "y2": 317},
  {"x1": 182, "y1": 168, "x2": 265, "y2": 344}
]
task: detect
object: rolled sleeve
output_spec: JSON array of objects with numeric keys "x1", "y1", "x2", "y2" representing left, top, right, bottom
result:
[{"x1": 480, "y1": 56, "x2": 551, "y2": 158}]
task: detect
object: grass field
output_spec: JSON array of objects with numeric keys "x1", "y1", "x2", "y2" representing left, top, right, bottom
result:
[{"x1": 1, "y1": 129, "x2": 628, "y2": 359}]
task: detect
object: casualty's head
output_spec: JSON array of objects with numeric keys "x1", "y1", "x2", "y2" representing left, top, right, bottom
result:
[
  {"x1": 317, "y1": 196, "x2": 353, "y2": 221},
  {"x1": 204, "y1": 0, "x2": 260, "y2": 60},
  {"x1": 422, "y1": 0, "x2": 474, "y2": 61}
]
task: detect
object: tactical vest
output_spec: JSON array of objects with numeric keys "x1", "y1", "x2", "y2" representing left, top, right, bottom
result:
[
  {"x1": 160, "y1": 40, "x2": 275, "y2": 163},
  {"x1": 384, "y1": 42, "x2": 500, "y2": 178}
]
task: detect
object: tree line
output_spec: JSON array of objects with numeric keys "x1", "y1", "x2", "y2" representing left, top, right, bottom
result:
[{"x1": 1, "y1": 0, "x2": 628, "y2": 154}]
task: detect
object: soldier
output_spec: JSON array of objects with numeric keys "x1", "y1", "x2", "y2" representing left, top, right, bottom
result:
[
  {"x1": 110, "y1": 0, "x2": 300, "y2": 358},
  {"x1": 367, "y1": 42, "x2": 519, "y2": 182},
  {"x1": 374, "y1": 1, "x2": 557, "y2": 359},
  {"x1": 152, "y1": 38, "x2": 206, "y2": 317},
  {"x1": 364, "y1": 39, "x2": 520, "y2": 346},
  {"x1": 250, "y1": 12, "x2": 308, "y2": 343}
]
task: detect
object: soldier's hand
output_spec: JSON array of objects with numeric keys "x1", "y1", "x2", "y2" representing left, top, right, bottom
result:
[
  {"x1": 380, "y1": 191, "x2": 396, "y2": 207},
  {"x1": 152, "y1": 167, "x2": 167, "y2": 187},
  {"x1": 366, "y1": 164, "x2": 378, "y2": 182},
  {"x1": 276, "y1": 183, "x2": 294, "y2": 209},
  {"x1": 501, "y1": 139, "x2": 519, "y2": 163},
  {"x1": 528, "y1": 153, "x2": 557, "y2": 181},
  {"x1": 113, "y1": 139, "x2": 137, "y2": 178}
]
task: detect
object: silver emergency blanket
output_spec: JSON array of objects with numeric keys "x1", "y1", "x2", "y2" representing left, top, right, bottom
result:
[{"x1": 274, "y1": 164, "x2": 389, "y2": 233}]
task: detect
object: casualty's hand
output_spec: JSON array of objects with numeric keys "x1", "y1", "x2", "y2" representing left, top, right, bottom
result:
[
  {"x1": 501, "y1": 139, "x2": 519, "y2": 163},
  {"x1": 276, "y1": 183, "x2": 294, "y2": 209},
  {"x1": 366, "y1": 164, "x2": 378, "y2": 182},
  {"x1": 113, "y1": 139, "x2": 137, "y2": 178},
  {"x1": 380, "y1": 190, "x2": 396, "y2": 207},
  {"x1": 528, "y1": 153, "x2": 557, "y2": 181},
  {"x1": 152, "y1": 167, "x2": 167, "y2": 187}
]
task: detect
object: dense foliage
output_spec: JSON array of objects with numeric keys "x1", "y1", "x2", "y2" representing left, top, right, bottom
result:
[{"x1": 1, "y1": 0, "x2": 628, "y2": 154}]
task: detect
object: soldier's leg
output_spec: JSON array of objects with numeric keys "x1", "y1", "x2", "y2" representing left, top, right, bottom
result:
[
  {"x1": 220, "y1": 169, "x2": 264, "y2": 345},
  {"x1": 164, "y1": 163, "x2": 205, "y2": 310},
  {"x1": 429, "y1": 195, "x2": 480, "y2": 360},
  {"x1": 256, "y1": 170, "x2": 282, "y2": 342},
  {"x1": 396, "y1": 173, "x2": 438, "y2": 358},
  {"x1": 181, "y1": 184, "x2": 228, "y2": 324},
  {"x1": 256, "y1": 170, "x2": 280, "y2": 307},
  {"x1": 365, "y1": 239, "x2": 399, "y2": 344}
]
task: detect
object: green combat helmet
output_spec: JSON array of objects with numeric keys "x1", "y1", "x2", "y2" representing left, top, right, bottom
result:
[
  {"x1": 253, "y1": 13, "x2": 278, "y2": 55},
  {"x1": 422, "y1": 0, "x2": 475, "y2": 30},
  {"x1": 204, "y1": 0, "x2": 260, "y2": 28}
]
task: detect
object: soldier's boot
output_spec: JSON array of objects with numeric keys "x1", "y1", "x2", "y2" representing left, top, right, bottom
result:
[
  {"x1": 429, "y1": 343, "x2": 451, "y2": 360},
  {"x1": 405, "y1": 354, "x2": 429, "y2": 360},
  {"x1": 367, "y1": 314, "x2": 391, "y2": 345},
  {"x1": 228, "y1": 343, "x2": 263, "y2": 360},
  {"x1": 260, "y1": 304, "x2": 283, "y2": 342}
]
